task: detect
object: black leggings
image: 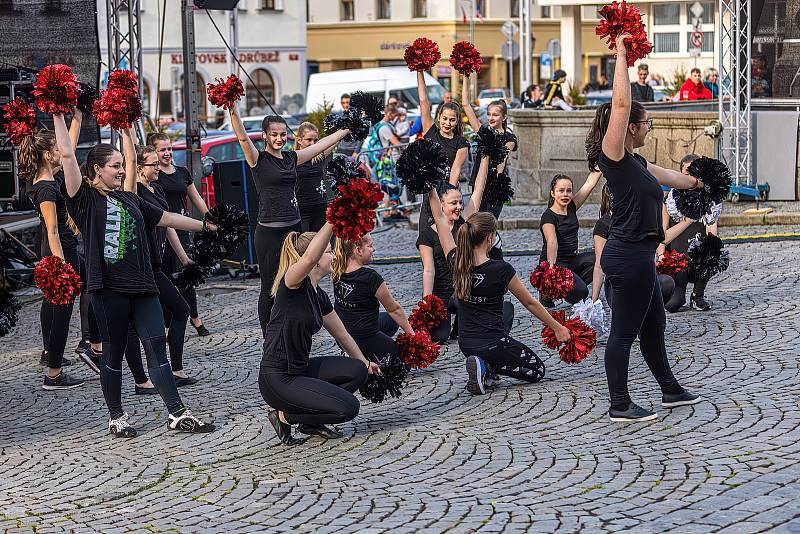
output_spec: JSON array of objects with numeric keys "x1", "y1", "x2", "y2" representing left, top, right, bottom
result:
[
  {"x1": 605, "y1": 274, "x2": 676, "y2": 308},
  {"x1": 600, "y1": 238, "x2": 684, "y2": 410},
  {"x1": 40, "y1": 248, "x2": 88, "y2": 368},
  {"x1": 430, "y1": 298, "x2": 514, "y2": 344},
  {"x1": 299, "y1": 203, "x2": 327, "y2": 233},
  {"x1": 352, "y1": 312, "x2": 400, "y2": 361},
  {"x1": 664, "y1": 267, "x2": 709, "y2": 313},
  {"x1": 125, "y1": 269, "x2": 191, "y2": 374},
  {"x1": 553, "y1": 251, "x2": 594, "y2": 304},
  {"x1": 255, "y1": 222, "x2": 302, "y2": 335},
  {"x1": 90, "y1": 289, "x2": 184, "y2": 419},
  {"x1": 258, "y1": 357, "x2": 368, "y2": 425},
  {"x1": 461, "y1": 336, "x2": 545, "y2": 383}
]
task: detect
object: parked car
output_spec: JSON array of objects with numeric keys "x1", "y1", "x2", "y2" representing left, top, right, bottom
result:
[
  {"x1": 218, "y1": 114, "x2": 303, "y2": 134},
  {"x1": 476, "y1": 88, "x2": 509, "y2": 108}
]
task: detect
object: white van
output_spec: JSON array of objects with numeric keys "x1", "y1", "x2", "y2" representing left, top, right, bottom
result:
[{"x1": 305, "y1": 66, "x2": 446, "y2": 115}]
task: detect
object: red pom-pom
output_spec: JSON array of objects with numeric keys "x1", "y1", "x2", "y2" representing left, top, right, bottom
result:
[
  {"x1": 541, "y1": 310, "x2": 597, "y2": 364},
  {"x1": 404, "y1": 37, "x2": 441, "y2": 72},
  {"x1": 529, "y1": 261, "x2": 575, "y2": 300},
  {"x1": 33, "y1": 64, "x2": 79, "y2": 114},
  {"x1": 325, "y1": 178, "x2": 383, "y2": 242},
  {"x1": 207, "y1": 75, "x2": 244, "y2": 109},
  {"x1": 595, "y1": 1, "x2": 653, "y2": 66},
  {"x1": 2, "y1": 97, "x2": 37, "y2": 145},
  {"x1": 449, "y1": 41, "x2": 483, "y2": 76},
  {"x1": 34, "y1": 256, "x2": 82, "y2": 305},
  {"x1": 409, "y1": 294, "x2": 448, "y2": 332},
  {"x1": 656, "y1": 249, "x2": 688, "y2": 278},
  {"x1": 397, "y1": 330, "x2": 441, "y2": 369},
  {"x1": 106, "y1": 70, "x2": 139, "y2": 93},
  {"x1": 93, "y1": 87, "x2": 143, "y2": 129}
]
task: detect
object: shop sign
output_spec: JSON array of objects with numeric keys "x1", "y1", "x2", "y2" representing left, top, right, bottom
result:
[{"x1": 171, "y1": 51, "x2": 282, "y2": 64}]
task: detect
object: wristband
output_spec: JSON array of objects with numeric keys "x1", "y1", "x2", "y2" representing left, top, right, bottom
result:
[{"x1": 201, "y1": 218, "x2": 209, "y2": 233}]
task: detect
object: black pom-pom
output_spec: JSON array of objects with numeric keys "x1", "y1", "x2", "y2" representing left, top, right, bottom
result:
[
  {"x1": 76, "y1": 82, "x2": 99, "y2": 115},
  {"x1": 672, "y1": 189, "x2": 706, "y2": 220},
  {"x1": 192, "y1": 232, "x2": 229, "y2": 261},
  {"x1": 358, "y1": 352, "x2": 409, "y2": 403},
  {"x1": 323, "y1": 108, "x2": 371, "y2": 143},
  {"x1": 0, "y1": 288, "x2": 21, "y2": 337},
  {"x1": 349, "y1": 91, "x2": 384, "y2": 125},
  {"x1": 686, "y1": 233, "x2": 730, "y2": 280},
  {"x1": 688, "y1": 156, "x2": 732, "y2": 203},
  {"x1": 174, "y1": 261, "x2": 213, "y2": 289},
  {"x1": 484, "y1": 171, "x2": 515, "y2": 206},
  {"x1": 325, "y1": 156, "x2": 366, "y2": 196},
  {"x1": 396, "y1": 138, "x2": 448, "y2": 195},
  {"x1": 474, "y1": 126, "x2": 509, "y2": 174},
  {"x1": 203, "y1": 204, "x2": 249, "y2": 256}
]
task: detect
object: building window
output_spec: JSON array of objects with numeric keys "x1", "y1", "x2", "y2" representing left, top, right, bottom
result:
[
  {"x1": 540, "y1": 6, "x2": 551, "y2": 18},
  {"x1": 159, "y1": 89, "x2": 172, "y2": 115},
  {"x1": 511, "y1": 0, "x2": 519, "y2": 18},
  {"x1": 475, "y1": 0, "x2": 486, "y2": 18},
  {"x1": 653, "y1": 32, "x2": 680, "y2": 53},
  {"x1": 413, "y1": 0, "x2": 427, "y2": 18},
  {"x1": 341, "y1": 0, "x2": 354, "y2": 20},
  {"x1": 686, "y1": 31, "x2": 714, "y2": 52},
  {"x1": 261, "y1": 0, "x2": 284, "y2": 10},
  {"x1": 142, "y1": 80, "x2": 151, "y2": 117},
  {"x1": 376, "y1": 0, "x2": 390, "y2": 19},
  {"x1": 687, "y1": 2, "x2": 714, "y2": 24},
  {"x1": 246, "y1": 69, "x2": 275, "y2": 114},
  {"x1": 653, "y1": 4, "x2": 680, "y2": 25},
  {"x1": 582, "y1": 5, "x2": 601, "y2": 20}
]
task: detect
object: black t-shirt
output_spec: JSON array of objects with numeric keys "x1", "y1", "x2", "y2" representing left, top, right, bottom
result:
[
  {"x1": 251, "y1": 150, "x2": 300, "y2": 224},
  {"x1": 295, "y1": 154, "x2": 331, "y2": 208},
  {"x1": 599, "y1": 151, "x2": 665, "y2": 243},
  {"x1": 333, "y1": 267, "x2": 385, "y2": 338},
  {"x1": 447, "y1": 250, "x2": 516, "y2": 351},
  {"x1": 469, "y1": 131, "x2": 517, "y2": 187},
  {"x1": 158, "y1": 166, "x2": 193, "y2": 216},
  {"x1": 540, "y1": 202, "x2": 579, "y2": 264},
  {"x1": 67, "y1": 181, "x2": 163, "y2": 294},
  {"x1": 28, "y1": 177, "x2": 78, "y2": 255},
  {"x1": 137, "y1": 182, "x2": 169, "y2": 270},
  {"x1": 593, "y1": 213, "x2": 611, "y2": 240},
  {"x1": 630, "y1": 82, "x2": 655, "y2": 103},
  {"x1": 260, "y1": 277, "x2": 334, "y2": 375},
  {"x1": 424, "y1": 127, "x2": 469, "y2": 181},
  {"x1": 416, "y1": 218, "x2": 464, "y2": 302},
  {"x1": 544, "y1": 82, "x2": 565, "y2": 105},
  {"x1": 667, "y1": 220, "x2": 706, "y2": 254}
]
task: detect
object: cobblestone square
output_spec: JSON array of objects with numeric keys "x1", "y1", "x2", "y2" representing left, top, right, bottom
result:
[{"x1": 1, "y1": 227, "x2": 799, "y2": 533}]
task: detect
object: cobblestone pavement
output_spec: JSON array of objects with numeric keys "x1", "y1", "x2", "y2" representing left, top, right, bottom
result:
[{"x1": 1, "y1": 228, "x2": 800, "y2": 533}]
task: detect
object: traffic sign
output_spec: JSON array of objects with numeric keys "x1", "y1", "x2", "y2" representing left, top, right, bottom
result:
[
  {"x1": 691, "y1": 31, "x2": 704, "y2": 48},
  {"x1": 546, "y1": 39, "x2": 561, "y2": 59},
  {"x1": 502, "y1": 41, "x2": 520, "y2": 61},
  {"x1": 690, "y1": 1, "x2": 704, "y2": 19},
  {"x1": 501, "y1": 20, "x2": 518, "y2": 38},
  {"x1": 540, "y1": 53, "x2": 552, "y2": 80}
]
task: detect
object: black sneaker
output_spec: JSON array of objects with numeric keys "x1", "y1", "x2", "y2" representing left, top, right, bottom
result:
[
  {"x1": 465, "y1": 355, "x2": 487, "y2": 395},
  {"x1": 77, "y1": 347, "x2": 101, "y2": 375},
  {"x1": 690, "y1": 294, "x2": 711, "y2": 311},
  {"x1": 168, "y1": 409, "x2": 215, "y2": 433},
  {"x1": 109, "y1": 412, "x2": 137, "y2": 438},
  {"x1": 74, "y1": 339, "x2": 90, "y2": 355},
  {"x1": 174, "y1": 375, "x2": 199, "y2": 387},
  {"x1": 40, "y1": 351, "x2": 72, "y2": 367},
  {"x1": 192, "y1": 323, "x2": 211, "y2": 337},
  {"x1": 608, "y1": 403, "x2": 658, "y2": 422},
  {"x1": 42, "y1": 371, "x2": 84, "y2": 390},
  {"x1": 297, "y1": 423, "x2": 343, "y2": 439},
  {"x1": 662, "y1": 391, "x2": 703, "y2": 408},
  {"x1": 135, "y1": 384, "x2": 160, "y2": 395}
]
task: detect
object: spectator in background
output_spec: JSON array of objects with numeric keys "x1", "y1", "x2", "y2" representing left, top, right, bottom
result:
[
  {"x1": 631, "y1": 63, "x2": 655, "y2": 102},
  {"x1": 751, "y1": 56, "x2": 771, "y2": 97},
  {"x1": 393, "y1": 107, "x2": 410, "y2": 144},
  {"x1": 597, "y1": 74, "x2": 610, "y2": 90},
  {"x1": 387, "y1": 95, "x2": 399, "y2": 107},
  {"x1": 678, "y1": 68, "x2": 712, "y2": 100},
  {"x1": 703, "y1": 68, "x2": 719, "y2": 99},
  {"x1": 544, "y1": 70, "x2": 574, "y2": 111},
  {"x1": 341, "y1": 93, "x2": 351, "y2": 111},
  {"x1": 648, "y1": 73, "x2": 664, "y2": 87},
  {"x1": 443, "y1": 91, "x2": 454, "y2": 104},
  {"x1": 521, "y1": 84, "x2": 544, "y2": 108}
]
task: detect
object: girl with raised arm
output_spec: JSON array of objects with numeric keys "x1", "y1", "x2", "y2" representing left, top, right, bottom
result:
[
  {"x1": 227, "y1": 105, "x2": 352, "y2": 334},
  {"x1": 258, "y1": 223, "x2": 380, "y2": 446},
  {"x1": 585, "y1": 34, "x2": 703, "y2": 422},
  {"x1": 427, "y1": 164, "x2": 570, "y2": 395},
  {"x1": 58, "y1": 115, "x2": 215, "y2": 437}
]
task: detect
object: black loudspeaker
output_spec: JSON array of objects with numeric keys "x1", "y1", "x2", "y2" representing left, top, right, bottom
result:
[
  {"x1": 193, "y1": 0, "x2": 240, "y2": 9},
  {"x1": 0, "y1": 145, "x2": 18, "y2": 201},
  {"x1": 211, "y1": 160, "x2": 257, "y2": 265}
]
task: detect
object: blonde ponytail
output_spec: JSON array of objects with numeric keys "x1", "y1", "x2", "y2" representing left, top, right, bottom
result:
[
  {"x1": 271, "y1": 230, "x2": 316, "y2": 296},
  {"x1": 331, "y1": 237, "x2": 363, "y2": 283}
]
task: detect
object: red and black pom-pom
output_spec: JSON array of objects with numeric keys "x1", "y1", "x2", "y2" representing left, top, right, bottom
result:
[
  {"x1": 93, "y1": 88, "x2": 143, "y2": 129},
  {"x1": 656, "y1": 249, "x2": 688, "y2": 278},
  {"x1": 398, "y1": 330, "x2": 441, "y2": 369},
  {"x1": 107, "y1": 70, "x2": 139, "y2": 93},
  {"x1": 408, "y1": 294, "x2": 448, "y2": 332},
  {"x1": 450, "y1": 41, "x2": 483, "y2": 76},
  {"x1": 34, "y1": 256, "x2": 82, "y2": 305},
  {"x1": 404, "y1": 37, "x2": 442, "y2": 72},
  {"x1": 359, "y1": 353, "x2": 409, "y2": 403},
  {"x1": 207, "y1": 75, "x2": 244, "y2": 110},
  {"x1": 529, "y1": 261, "x2": 575, "y2": 301},
  {"x1": 326, "y1": 178, "x2": 383, "y2": 242},
  {"x1": 596, "y1": 1, "x2": 653, "y2": 66},
  {"x1": 541, "y1": 310, "x2": 597, "y2": 364},
  {"x1": 33, "y1": 64, "x2": 79, "y2": 114},
  {"x1": 2, "y1": 97, "x2": 37, "y2": 145}
]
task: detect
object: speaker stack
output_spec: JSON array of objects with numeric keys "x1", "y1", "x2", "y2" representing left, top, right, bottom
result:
[{"x1": 211, "y1": 160, "x2": 258, "y2": 265}]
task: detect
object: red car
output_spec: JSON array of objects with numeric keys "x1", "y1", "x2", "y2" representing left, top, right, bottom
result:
[{"x1": 172, "y1": 131, "x2": 295, "y2": 207}]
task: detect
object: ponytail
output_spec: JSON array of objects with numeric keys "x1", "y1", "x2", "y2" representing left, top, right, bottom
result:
[
  {"x1": 17, "y1": 130, "x2": 56, "y2": 180},
  {"x1": 271, "y1": 230, "x2": 316, "y2": 296},
  {"x1": 332, "y1": 237, "x2": 357, "y2": 283},
  {"x1": 585, "y1": 101, "x2": 646, "y2": 171},
  {"x1": 452, "y1": 212, "x2": 497, "y2": 300},
  {"x1": 599, "y1": 183, "x2": 612, "y2": 216}
]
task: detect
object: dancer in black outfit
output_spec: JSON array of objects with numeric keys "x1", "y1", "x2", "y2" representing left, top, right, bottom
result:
[
  {"x1": 228, "y1": 106, "x2": 352, "y2": 335},
  {"x1": 294, "y1": 122, "x2": 332, "y2": 232},
  {"x1": 124, "y1": 143, "x2": 197, "y2": 393},
  {"x1": 259, "y1": 223, "x2": 380, "y2": 445},
  {"x1": 57, "y1": 116, "x2": 214, "y2": 437},
  {"x1": 428, "y1": 188, "x2": 570, "y2": 395},
  {"x1": 539, "y1": 171, "x2": 602, "y2": 306},
  {"x1": 416, "y1": 156, "x2": 499, "y2": 343},
  {"x1": 332, "y1": 233, "x2": 414, "y2": 361},
  {"x1": 586, "y1": 33, "x2": 702, "y2": 422},
  {"x1": 147, "y1": 132, "x2": 211, "y2": 337}
]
